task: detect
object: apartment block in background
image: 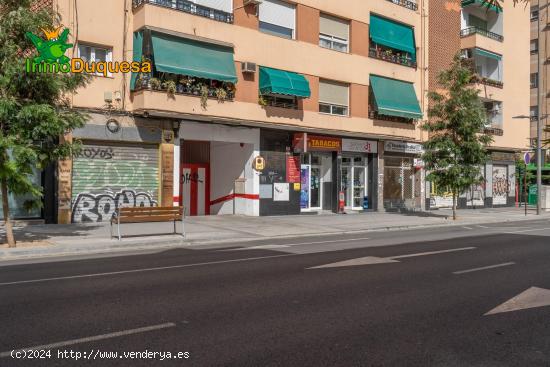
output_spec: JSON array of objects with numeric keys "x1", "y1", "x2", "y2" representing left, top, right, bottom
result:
[{"x1": 427, "y1": 0, "x2": 530, "y2": 209}]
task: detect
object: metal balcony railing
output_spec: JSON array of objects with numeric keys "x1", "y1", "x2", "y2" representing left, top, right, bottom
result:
[
  {"x1": 369, "y1": 48, "x2": 417, "y2": 68},
  {"x1": 369, "y1": 109, "x2": 415, "y2": 123},
  {"x1": 385, "y1": 0, "x2": 418, "y2": 11},
  {"x1": 483, "y1": 126, "x2": 504, "y2": 136},
  {"x1": 132, "y1": 0, "x2": 234, "y2": 24},
  {"x1": 460, "y1": 26, "x2": 503, "y2": 42}
]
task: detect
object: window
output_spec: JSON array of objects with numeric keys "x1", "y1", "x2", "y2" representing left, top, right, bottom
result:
[
  {"x1": 259, "y1": 0, "x2": 295, "y2": 39},
  {"x1": 319, "y1": 80, "x2": 349, "y2": 116},
  {"x1": 531, "y1": 73, "x2": 538, "y2": 89},
  {"x1": 531, "y1": 39, "x2": 539, "y2": 54},
  {"x1": 319, "y1": 13, "x2": 349, "y2": 53},
  {"x1": 468, "y1": 14, "x2": 488, "y2": 31},
  {"x1": 530, "y1": 106, "x2": 538, "y2": 120},
  {"x1": 77, "y1": 44, "x2": 113, "y2": 76},
  {"x1": 531, "y1": 6, "x2": 539, "y2": 21}
]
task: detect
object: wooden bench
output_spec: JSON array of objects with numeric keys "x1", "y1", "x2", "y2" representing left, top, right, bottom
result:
[{"x1": 110, "y1": 206, "x2": 186, "y2": 240}]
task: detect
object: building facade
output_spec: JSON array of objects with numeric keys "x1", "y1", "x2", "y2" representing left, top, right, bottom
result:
[
  {"x1": 426, "y1": 0, "x2": 530, "y2": 209},
  {"x1": 46, "y1": 0, "x2": 529, "y2": 223},
  {"x1": 49, "y1": 0, "x2": 431, "y2": 223}
]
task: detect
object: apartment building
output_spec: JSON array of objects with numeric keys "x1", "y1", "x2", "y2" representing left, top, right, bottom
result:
[
  {"x1": 427, "y1": 0, "x2": 530, "y2": 209},
  {"x1": 530, "y1": 1, "x2": 550, "y2": 149},
  {"x1": 44, "y1": 0, "x2": 430, "y2": 223}
]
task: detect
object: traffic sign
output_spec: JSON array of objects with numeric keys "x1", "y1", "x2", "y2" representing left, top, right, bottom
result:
[{"x1": 524, "y1": 152, "x2": 531, "y2": 165}]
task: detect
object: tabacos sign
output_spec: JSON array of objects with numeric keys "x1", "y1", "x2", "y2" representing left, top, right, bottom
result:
[{"x1": 25, "y1": 26, "x2": 151, "y2": 76}]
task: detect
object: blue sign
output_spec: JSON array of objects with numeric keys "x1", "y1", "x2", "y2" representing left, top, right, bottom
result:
[{"x1": 524, "y1": 152, "x2": 531, "y2": 165}]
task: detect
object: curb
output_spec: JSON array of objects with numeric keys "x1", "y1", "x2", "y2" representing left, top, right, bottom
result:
[{"x1": 1, "y1": 215, "x2": 548, "y2": 262}]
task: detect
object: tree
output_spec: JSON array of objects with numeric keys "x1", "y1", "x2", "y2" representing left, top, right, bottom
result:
[
  {"x1": 0, "y1": 0, "x2": 88, "y2": 247},
  {"x1": 422, "y1": 54, "x2": 494, "y2": 220}
]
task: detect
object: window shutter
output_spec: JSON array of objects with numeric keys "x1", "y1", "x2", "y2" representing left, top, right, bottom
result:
[
  {"x1": 320, "y1": 14, "x2": 349, "y2": 40},
  {"x1": 259, "y1": 0, "x2": 295, "y2": 31},
  {"x1": 319, "y1": 80, "x2": 349, "y2": 106},
  {"x1": 193, "y1": 0, "x2": 233, "y2": 13}
]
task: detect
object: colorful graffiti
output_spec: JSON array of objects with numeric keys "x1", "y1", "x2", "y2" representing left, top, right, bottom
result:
[
  {"x1": 492, "y1": 166, "x2": 509, "y2": 205},
  {"x1": 71, "y1": 189, "x2": 157, "y2": 223}
]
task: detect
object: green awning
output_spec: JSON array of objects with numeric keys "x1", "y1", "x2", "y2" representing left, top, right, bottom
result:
[
  {"x1": 370, "y1": 75, "x2": 422, "y2": 119},
  {"x1": 473, "y1": 48, "x2": 502, "y2": 61},
  {"x1": 130, "y1": 31, "x2": 143, "y2": 90},
  {"x1": 462, "y1": 0, "x2": 502, "y2": 13},
  {"x1": 369, "y1": 15, "x2": 416, "y2": 58},
  {"x1": 259, "y1": 67, "x2": 311, "y2": 98},
  {"x1": 151, "y1": 32, "x2": 237, "y2": 83}
]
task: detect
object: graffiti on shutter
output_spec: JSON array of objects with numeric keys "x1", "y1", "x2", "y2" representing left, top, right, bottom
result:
[
  {"x1": 492, "y1": 165, "x2": 509, "y2": 205},
  {"x1": 71, "y1": 143, "x2": 159, "y2": 222}
]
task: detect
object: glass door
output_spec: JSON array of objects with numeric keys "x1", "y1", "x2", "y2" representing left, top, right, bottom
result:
[
  {"x1": 310, "y1": 166, "x2": 322, "y2": 209},
  {"x1": 352, "y1": 166, "x2": 366, "y2": 210},
  {"x1": 300, "y1": 165, "x2": 310, "y2": 209},
  {"x1": 341, "y1": 163, "x2": 352, "y2": 208}
]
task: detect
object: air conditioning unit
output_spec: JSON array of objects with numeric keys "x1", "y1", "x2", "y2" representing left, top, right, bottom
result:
[
  {"x1": 241, "y1": 61, "x2": 257, "y2": 73},
  {"x1": 244, "y1": 0, "x2": 262, "y2": 5}
]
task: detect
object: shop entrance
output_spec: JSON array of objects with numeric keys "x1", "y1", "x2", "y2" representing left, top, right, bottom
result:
[
  {"x1": 341, "y1": 156, "x2": 368, "y2": 210},
  {"x1": 180, "y1": 140, "x2": 210, "y2": 216},
  {"x1": 300, "y1": 153, "x2": 330, "y2": 211}
]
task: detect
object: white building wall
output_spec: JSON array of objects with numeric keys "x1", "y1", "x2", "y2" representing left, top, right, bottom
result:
[{"x1": 177, "y1": 121, "x2": 260, "y2": 216}]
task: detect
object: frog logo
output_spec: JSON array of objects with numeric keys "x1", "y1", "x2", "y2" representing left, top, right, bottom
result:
[{"x1": 25, "y1": 26, "x2": 72, "y2": 65}]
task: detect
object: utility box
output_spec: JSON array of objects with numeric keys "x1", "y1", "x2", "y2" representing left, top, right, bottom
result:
[{"x1": 541, "y1": 185, "x2": 550, "y2": 212}]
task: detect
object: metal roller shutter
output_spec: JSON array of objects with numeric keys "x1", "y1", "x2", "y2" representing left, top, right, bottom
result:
[{"x1": 71, "y1": 142, "x2": 159, "y2": 223}]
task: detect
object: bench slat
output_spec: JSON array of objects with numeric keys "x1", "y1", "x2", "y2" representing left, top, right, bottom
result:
[{"x1": 118, "y1": 215, "x2": 183, "y2": 223}]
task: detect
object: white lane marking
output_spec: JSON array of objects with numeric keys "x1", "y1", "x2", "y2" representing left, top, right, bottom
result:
[
  {"x1": 391, "y1": 247, "x2": 476, "y2": 259},
  {"x1": 0, "y1": 323, "x2": 176, "y2": 358},
  {"x1": 453, "y1": 262, "x2": 515, "y2": 275},
  {"x1": 224, "y1": 237, "x2": 371, "y2": 251},
  {"x1": 462, "y1": 226, "x2": 474, "y2": 230},
  {"x1": 309, "y1": 247, "x2": 476, "y2": 269},
  {"x1": 0, "y1": 254, "x2": 296, "y2": 286},
  {"x1": 504, "y1": 227, "x2": 550, "y2": 234},
  {"x1": 477, "y1": 225, "x2": 490, "y2": 229},
  {"x1": 485, "y1": 287, "x2": 550, "y2": 315}
]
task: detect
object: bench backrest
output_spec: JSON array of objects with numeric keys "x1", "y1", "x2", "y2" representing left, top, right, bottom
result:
[{"x1": 116, "y1": 206, "x2": 184, "y2": 220}]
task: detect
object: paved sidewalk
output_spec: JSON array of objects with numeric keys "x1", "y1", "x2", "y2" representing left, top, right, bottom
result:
[{"x1": 0, "y1": 207, "x2": 548, "y2": 260}]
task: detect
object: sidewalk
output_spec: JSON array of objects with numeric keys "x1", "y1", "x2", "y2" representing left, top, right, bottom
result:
[{"x1": 1, "y1": 207, "x2": 548, "y2": 260}]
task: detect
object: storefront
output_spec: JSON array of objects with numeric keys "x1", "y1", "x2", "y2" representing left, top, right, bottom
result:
[
  {"x1": 176, "y1": 121, "x2": 260, "y2": 217},
  {"x1": 383, "y1": 141, "x2": 424, "y2": 211},
  {"x1": 341, "y1": 139, "x2": 378, "y2": 211}
]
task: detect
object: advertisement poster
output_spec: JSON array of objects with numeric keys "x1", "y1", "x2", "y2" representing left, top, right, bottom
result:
[
  {"x1": 300, "y1": 167, "x2": 310, "y2": 209},
  {"x1": 273, "y1": 183, "x2": 289, "y2": 202},
  {"x1": 286, "y1": 156, "x2": 301, "y2": 183}
]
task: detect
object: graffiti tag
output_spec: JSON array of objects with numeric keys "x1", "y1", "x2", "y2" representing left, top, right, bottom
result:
[
  {"x1": 72, "y1": 189, "x2": 157, "y2": 222},
  {"x1": 77, "y1": 147, "x2": 114, "y2": 160}
]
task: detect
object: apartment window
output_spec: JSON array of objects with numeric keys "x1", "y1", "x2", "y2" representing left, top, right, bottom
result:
[
  {"x1": 531, "y1": 73, "x2": 538, "y2": 89},
  {"x1": 259, "y1": 0, "x2": 295, "y2": 39},
  {"x1": 531, "y1": 6, "x2": 539, "y2": 21},
  {"x1": 77, "y1": 44, "x2": 113, "y2": 76},
  {"x1": 319, "y1": 80, "x2": 349, "y2": 116},
  {"x1": 530, "y1": 106, "x2": 539, "y2": 120},
  {"x1": 531, "y1": 39, "x2": 539, "y2": 54},
  {"x1": 319, "y1": 13, "x2": 349, "y2": 53}
]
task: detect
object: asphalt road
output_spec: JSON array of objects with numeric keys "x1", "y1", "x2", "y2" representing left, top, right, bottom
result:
[{"x1": 1, "y1": 221, "x2": 550, "y2": 366}]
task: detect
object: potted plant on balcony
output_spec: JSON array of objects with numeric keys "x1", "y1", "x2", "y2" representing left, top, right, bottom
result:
[
  {"x1": 150, "y1": 77, "x2": 161, "y2": 90},
  {"x1": 199, "y1": 84, "x2": 209, "y2": 109},
  {"x1": 215, "y1": 87, "x2": 227, "y2": 102},
  {"x1": 163, "y1": 80, "x2": 177, "y2": 96}
]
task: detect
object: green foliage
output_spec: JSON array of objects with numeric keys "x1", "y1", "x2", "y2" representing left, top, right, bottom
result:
[
  {"x1": 0, "y1": 0, "x2": 89, "y2": 215},
  {"x1": 422, "y1": 54, "x2": 493, "y2": 211}
]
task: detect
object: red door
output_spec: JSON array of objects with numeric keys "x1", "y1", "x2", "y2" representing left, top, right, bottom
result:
[{"x1": 180, "y1": 163, "x2": 210, "y2": 216}]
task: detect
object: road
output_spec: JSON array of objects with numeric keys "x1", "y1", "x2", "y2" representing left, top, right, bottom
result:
[{"x1": 1, "y1": 220, "x2": 550, "y2": 366}]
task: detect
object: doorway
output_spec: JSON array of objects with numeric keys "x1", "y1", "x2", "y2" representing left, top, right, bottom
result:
[
  {"x1": 341, "y1": 155, "x2": 368, "y2": 210},
  {"x1": 300, "y1": 153, "x2": 328, "y2": 211}
]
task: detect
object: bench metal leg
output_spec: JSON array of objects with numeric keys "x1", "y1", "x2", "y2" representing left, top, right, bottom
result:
[{"x1": 117, "y1": 217, "x2": 121, "y2": 241}]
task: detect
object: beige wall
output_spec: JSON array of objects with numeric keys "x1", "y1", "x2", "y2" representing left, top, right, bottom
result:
[{"x1": 56, "y1": 0, "x2": 428, "y2": 143}]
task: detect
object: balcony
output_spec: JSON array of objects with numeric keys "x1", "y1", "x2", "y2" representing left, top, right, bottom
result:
[
  {"x1": 460, "y1": 26, "x2": 503, "y2": 42},
  {"x1": 385, "y1": 0, "x2": 418, "y2": 11},
  {"x1": 472, "y1": 75, "x2": 503, "y2": 88},
  {"x1": 132, "y1": 0, "x2": 233, "y2": 24},
  {"x1": 484, "y1": 126, "x2": 504, "y2": 136},
  {"x1": 368, "y1": 109, "x2": 414, "y2": 124},
  {"x1": 369, "y1": 47, "x2": 417, "y2": 68}
]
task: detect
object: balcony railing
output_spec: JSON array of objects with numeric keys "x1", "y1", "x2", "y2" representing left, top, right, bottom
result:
[
  {"x1": 369, "y1": 109, "x2": 414, "y2": 123},
  {"x1": 369, "y1": 48, "x2": 417, "y2": 68},
  {"x1": 484, "y1": 126, "x2": 504, "y2": 136},
  {"x1": 132, "y1": 0, "x2": 234, "y2": 24},
  {"x1": 460, "y1": 26, "x2": 503, "y2": 42},
  {"x1": 386, "y1": 0, "x2": 418, "y2": 11},
  {"x1": 471, "y1": 74, "x2": 503, "y2": 88}
]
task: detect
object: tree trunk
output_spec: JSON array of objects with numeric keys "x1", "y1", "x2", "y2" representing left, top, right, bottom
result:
[
  {"x1": 1, "y1": 178, "x2": 16, "y2": 247},
  {"x1": 452, "y1": 191, "x2": 457, "y2": 221}
]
